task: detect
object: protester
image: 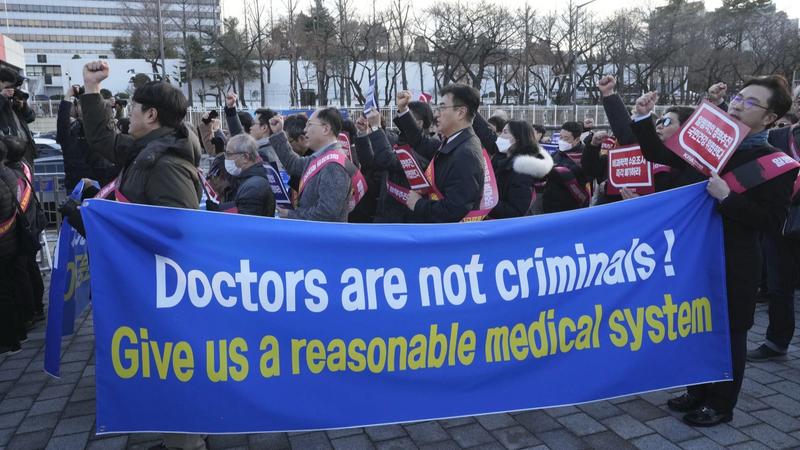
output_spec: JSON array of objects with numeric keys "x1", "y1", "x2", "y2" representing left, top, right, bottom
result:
[
  {"x1": 632, "y1": 75, "x2": 798, "y2": 427},
  {"x1": 356, "y1": 102, "x2": 432, "y2": 223},
  {"x1": 488, "y1": 120, "x2": 553, "y2": 218},
  {"x1": 268, "y1": 108, "x2": 358, "y2": 222},
  {"x1": 542, "y1": 121, "x2": 590, "y2": 213},
  {"x1": 218, "y1": 134, "x2": 275, "y2": 217},
  {"x1": 706, "y1": 82, "x2": 729, "y2": 111},
  {"x1": 3, "y1": 136, "x2": 45, "y2": 326},
  {"x1": 225, "y1": 92, "x2": 282, "y2": 169},
  {"x1": 532, "y1": 124, "x2": 547, "y2": 143},
  {"x1": 0, "y1": 139, "x2": 24, "y2": 356},
  {"x1": 487, "y1": 115, "x2": 506, "y2": 134},
  {"x1": 196, "y1": 111, "x2": 226, "y2": 156},
  {"x1": 404, "y1": 84, "x2": 485, "y2": 223},
  {"x1": 57, "y1": 85, "x2": 119, "y2": 190},
  {"x1": 0, "y1": 68, "x2": 36, "y2": 167},
  {"x1": 585, "y1": 75, "x2": 702, "y2": 203}
]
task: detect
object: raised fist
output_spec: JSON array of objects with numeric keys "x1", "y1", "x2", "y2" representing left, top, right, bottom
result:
[
  {"x1": 707, "y1": 82, "x2": 727, "y2": 105},
  {"x1": 396, "y1": 90, "x2": 412, "y2": 113},
  {"x1": 634, "y1": 91, "x2": 659, "y2": 117},
  {"x1": 597, "y1": 75, "x2": 616, "y2": 97},
  {"x1": 269, "y1": 114, "x2": 284, "y2": 134},
  {"x1": 82, "y1": 61, "x2": 109, "y2": 91},
  {"x1": 226, "y1": 92, "x2": 238, "y2": 108},
  {"x1": 591, "y1": 130, "x2": 608, "y2": 146}
]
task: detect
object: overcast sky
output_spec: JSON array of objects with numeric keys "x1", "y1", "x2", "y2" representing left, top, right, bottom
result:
[{"x1": 221, "y1": 0, "x2": 800, "y2": 22}]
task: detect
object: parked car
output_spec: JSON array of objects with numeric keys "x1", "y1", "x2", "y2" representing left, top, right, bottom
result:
[{"x1": 34, "y1": 137, "x2": 62, "y2": 159}]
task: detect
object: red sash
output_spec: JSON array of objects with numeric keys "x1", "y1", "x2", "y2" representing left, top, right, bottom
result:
[
  {"x1": 393, "y1": 144, "x2": 430, "y2": 191},
  {"x1": 95, "y1": 167, "x2": 215, "y2": 206},
  {"x1": 298, "y1": 149, "x2": 367, "y2": 212},
  {"x1": 17, "y1": 162, "x2": 32, "y2": 212},
  {"x1": 552, "y1": 166, "x2": 589, "y2": 206},
  {"x1": 0, "y1": 213, "x2": 14, "y2": 237},
  {"x1": 422, "y1": 147, "x2": 498, "y2": 222},
  {"x1": 722, "y1": 152, "x2": 800, "y2": 195},
  {"x1": 94, "y1": 176, "x2": 130, "y2": 203}
]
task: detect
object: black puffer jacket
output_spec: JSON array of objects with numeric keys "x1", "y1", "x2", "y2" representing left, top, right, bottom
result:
[
  {"x1": 0, "y1": 95, "x2": 36, "y2": 168},
  {"x1": 0, "y1": 163, "x2": 18, "y2": 258},
  {"x1": 220, "y1": 164, "x2": 275, "y2": 217}
]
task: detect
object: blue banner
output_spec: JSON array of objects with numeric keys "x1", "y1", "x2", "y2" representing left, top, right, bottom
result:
[
  {"x1": 81, "y1": 182, "x2": 731, "y2": 434},
  {"x1": 45, "y1": 179, "x2": 97, "y2": 377}
]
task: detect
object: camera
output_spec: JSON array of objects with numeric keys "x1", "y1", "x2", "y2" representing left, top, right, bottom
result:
[
  {"x1": 115, "y1": 98, "x2": 128, "y2": 107},
  {"x1": 202, "y1": 109, "x2": 219, "y2": 124},
  {"x1": 13, "y1": 88, "x2": 28, "y2": 101}
]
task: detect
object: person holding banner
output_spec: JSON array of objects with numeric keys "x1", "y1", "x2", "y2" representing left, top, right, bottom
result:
[
  {"x1": 542, "y1": 121, "x2": 590, "y2": 213},
  {"x1": 633, "y1": 75, "x2": 799, "y2": 427},
  {"x1": 0, "y1": 140, "x2": 24, "y2": 356},
  {"x1": 268, "y1": 108, "x2": 359, "y2": 222},
  {"x1": 80, "y1": 60, "x2": 208, "y2": 450},
  {"x1": 218, "y1": 134, "x2": 275, "y2": 217},
  {"x1": 488, "y1": 121, "x2": 553, "y2": 219},
  {"x1": 404, "y1": 84, "x2": 485, "y2": 223}
]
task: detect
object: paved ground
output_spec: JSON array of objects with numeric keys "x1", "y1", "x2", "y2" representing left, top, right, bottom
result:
[{"x1": 2, "y1": 269, "x2": 800, "y2": 449}]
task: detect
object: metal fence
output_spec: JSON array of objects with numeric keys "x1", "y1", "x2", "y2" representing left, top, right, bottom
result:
[{"x1": 28, "y1": 100, "x2": 680, "y2": 129}]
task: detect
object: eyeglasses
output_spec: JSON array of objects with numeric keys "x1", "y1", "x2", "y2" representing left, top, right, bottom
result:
[
  {"x1": 225, "y1": 151, "x2": 247, "y2": 157},
  {"x1": 730, "y1": 94, "x2": 769, "y2": 111},
  {"x1": 306, "y1": 120, "x2": 327, "y2": 128},
  {"x1": 656, "y1": 117, "x2": 674, "y2": 127},
  {"x1": 436, "y1": 103, "x2": 465, "y2": 111}
]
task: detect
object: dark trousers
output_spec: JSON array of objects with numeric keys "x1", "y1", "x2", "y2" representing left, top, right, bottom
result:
[
  {"x1": 687, "y1": 331, "x2": 747, "y2": 414},
  {"x1": 763, "y1": 234, "x2": 798, "y2": 351},
  {"x1": 13, "y1": 252, "x2": 44, "y2": 322},
  {"x1": 0, "y1": 257, "x2": 24, "y2": 347}
]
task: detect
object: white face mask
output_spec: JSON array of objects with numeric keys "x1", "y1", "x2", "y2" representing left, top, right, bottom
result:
[
  {"x1": 558, "y1": 139, "x2": 572, "y2": 151},
  {"x1": 496, "y1": 137, "x2": 512, "y2": 153},
  {"x1": 225, "y1": 158, "x2": 241, "y2": 176}
]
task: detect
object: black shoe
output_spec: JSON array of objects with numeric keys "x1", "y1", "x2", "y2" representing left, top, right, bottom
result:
[
  {"x1": 0, "y1": 343, "x2": 22, "y2": 357},
  {"x1": 682, "y1": 406, "x2": 732, "y2": 427},
  {"x1": 747, "y1": 344, "x2": 787, "y2": 362},
  {"x1": 667, "y1": 393, "x2": 703, "y2": 412}
]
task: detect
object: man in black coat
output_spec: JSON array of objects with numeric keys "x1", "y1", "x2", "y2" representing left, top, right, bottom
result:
[
  {"x1": 57, "y1": 86, "x2": 119, "y2": 190},
  {"x1": 631, "y1": 75, "x2": 798, "y2": 427},
  {"x1": 404, "y1": 84, "x2": 484, "y2": 223}
]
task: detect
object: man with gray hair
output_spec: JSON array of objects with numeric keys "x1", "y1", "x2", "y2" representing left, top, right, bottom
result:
[
  {"x1": 267, "y1": 108, "x2": 359, "y2": 222},
  {"x1": 219, "y1": 134, "x2": 275, "y2": 217}
]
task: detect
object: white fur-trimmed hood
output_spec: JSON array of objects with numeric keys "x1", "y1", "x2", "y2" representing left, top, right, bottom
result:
[{"x1": 512, "y1": 152, "x2": 554, "y2": 178}]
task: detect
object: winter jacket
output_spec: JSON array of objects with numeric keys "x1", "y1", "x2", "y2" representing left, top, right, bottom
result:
[
  {"x1": 220, "y1": 163, "x2": 275, "y2": 217},
  {"x1": 0, "y1": 164, "x2": 17, "y2": 258},
  {"x1": 80, "y1": 93, "x2": 202, "y2": 208},
  {"x1": 57, "y1": 100, "x2": 119, "y2": 190},
  {"x1": 488, "y1": 151, "x2": 553, "y2": 219},
  {"x1": 542, "y1": 144, "x2": 589, "y2": 213},
  {"x1": 410, "y1": 126, "x2": 484, "y2": 223},
  {"x1": 0, "y1": 95, "x2": 36, "y2": 168},
  {"x1": 269, "y1": 132, "x2": 355, "y2": 222}
]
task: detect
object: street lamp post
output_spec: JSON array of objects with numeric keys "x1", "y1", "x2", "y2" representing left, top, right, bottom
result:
[
  {"x1": 156, "y1": 0, "x2": 167, "y2": 79},
  {"x1": 570, "y1": 0, "x2": 598, "y2": 117}
]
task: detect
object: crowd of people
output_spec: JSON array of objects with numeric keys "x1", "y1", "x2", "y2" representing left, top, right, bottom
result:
[{"x1": 0, "y1": 57, "x2": 799, "y2": 447}]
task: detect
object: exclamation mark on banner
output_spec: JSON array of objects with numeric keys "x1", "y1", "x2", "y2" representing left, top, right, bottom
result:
[{"x1": 663, "y1": 229, "x2": 675, "y2": 277}]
